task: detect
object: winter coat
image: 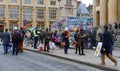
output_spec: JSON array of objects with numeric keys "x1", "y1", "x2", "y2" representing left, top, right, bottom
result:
[
  {"x1": 1, "y1": 32, "x2": 10, "y2": 45},
  {"x1": 101, "y1": 31, "x2": 112, "y2": 54}
]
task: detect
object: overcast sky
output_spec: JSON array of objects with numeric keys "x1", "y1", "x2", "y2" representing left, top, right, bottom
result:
[{"x1": 77, "y1": 0, "x2": 93, "y2": 7}]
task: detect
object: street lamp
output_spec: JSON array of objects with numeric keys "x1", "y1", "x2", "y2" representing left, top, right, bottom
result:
[
  {"x1": 58, "y1": 0, "x2": 61, "y2": 20},
  {"x1": 77, "y1": 1, "x2": 82, "y2": 28},
  {"x1": 20, "y1": 0, "x2": 22, "y2": 28}
]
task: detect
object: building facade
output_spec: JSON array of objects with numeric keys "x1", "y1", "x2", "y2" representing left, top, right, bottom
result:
[
  {"x1": 93, "y1": 0, "x2": 120, "y2": 27},
  {"x1": 0, "y1": 0, "x2": 77, "y2": 33}
]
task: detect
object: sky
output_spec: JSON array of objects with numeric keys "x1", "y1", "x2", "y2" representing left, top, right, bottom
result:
[{"x1": 77, "y1": 0, "x2": 93, "y2": 7}]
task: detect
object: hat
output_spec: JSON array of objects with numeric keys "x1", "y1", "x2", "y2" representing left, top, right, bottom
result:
[
  {"x1": 13, "y1": 27, "x2": 18, "y2": 30},
  {"x1": 65, "y1": 27, "x2": 68, "y2": 31}
]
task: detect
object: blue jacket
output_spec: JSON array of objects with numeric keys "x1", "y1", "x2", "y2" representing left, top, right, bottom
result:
[{"x1": 1, "y1": 32, "x2": 10, "y2": 45}]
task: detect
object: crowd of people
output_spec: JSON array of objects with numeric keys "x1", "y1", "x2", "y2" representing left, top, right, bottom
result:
[
  {"x1": 0, "y1": 22, "x2": 119, "y2": 66},
  {"x1": 1, "y1": 27, "x2": 24, "y2": 55}
]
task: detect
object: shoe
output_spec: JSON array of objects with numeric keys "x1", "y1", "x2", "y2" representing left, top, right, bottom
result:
[
  {"x1": 82, "y1": 53, "x2": 86, "y2": 55},
  {"x1": 65, "y1": 52, "x2": 68, "y2": 54},
  {"x1": 99, "y1": 62, "x2": 105, "y2": 65},
  {"x1": 115, "y1": 61, "x2": 117, "y2": 66},
  {"x1": 75, "y1": 52, "x2": 77, "y2": 54},
  {"x1": 4, "y1": 53, "x2": 6, "y2": 55},
  {"x1": 79, "y1": 54, "x2": 82, "y2": 55}
]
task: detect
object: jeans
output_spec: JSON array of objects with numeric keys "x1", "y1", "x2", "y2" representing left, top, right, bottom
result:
[
  {"x1": 34, "y1": 37, "x2": 38, "y2": 48},
  {"x1": 44, "y1": 42, "x2": 50, "y2": 52},
  {"x1": 3, "y1": 44, "x2": 9, "y2": 54},
  {"x1": 64, "y1": 42, "x2": 69, "y2": 54},
  {"x1": 12, "y1": 42, "x2": 19, "y2": 55}
]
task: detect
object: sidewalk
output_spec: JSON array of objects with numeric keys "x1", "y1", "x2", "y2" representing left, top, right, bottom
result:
[{"x1": 24, "y1": 47, "x2": 120, "y2": 71}]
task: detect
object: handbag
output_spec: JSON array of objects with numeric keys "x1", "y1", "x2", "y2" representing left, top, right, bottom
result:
[
  {"x1": 61, "y1": 42, "x2": 66, "y2": 46},
  {"x1": 76, "y1": 42, "x2": 81, "y2": 47}
]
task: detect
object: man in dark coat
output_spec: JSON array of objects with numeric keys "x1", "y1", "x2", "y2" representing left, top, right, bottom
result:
[
  {"x1": 1, "y1": 29, "x2": 10, "y2": 54},
  {"x1": 11, "y1": 27, "x2": 20, "y2": 55},
  {"x1": 100, "y1": 26, "x2": 117, "y2": 66},
  {"x1": 62, "y1": 29, "x2": 69, "y2": 54},
  {"x1": 44, "y1": 28, "x2": 51, "y2": 52}
]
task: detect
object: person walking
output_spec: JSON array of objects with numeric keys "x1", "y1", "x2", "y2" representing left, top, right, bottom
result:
[
  {"x1": 44, "y1": 28, "x2": 51, "y2": 52},
  {"x1": 119, "y1": 23, "x2": 120, "y2": 34},
  {"x1": 11, "y1": 27, "x2": 20, "y2": 55},
  {"x1": 33, "y1": 27, "x2": 39, "y2": 49},
  {"x1": 100, "y1": 26, "x2": 117, "y2": 66},
  {"x1": 18, "y1": 28, "x2": 25, "y2": 53},
  {"x1": 74, "y1": 29, "x2": 81, "y2": 55},
  {"x1": 114, "y1": 22, "x2": 118, "y2": 37},
  {"x1": 1, "y1": 29, "x2": 10, "y2": 54},
  {"x1": 62, "y1": 28, "x2": 69, "y2": 54},
  {"x1": 80, "y1": 29, "x2": 86, "y2": 55}
]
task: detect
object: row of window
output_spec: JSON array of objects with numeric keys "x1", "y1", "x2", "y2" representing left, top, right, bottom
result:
[
  {"x1": 0, "y1": 7, "x2": 57, "y2": 19},
  {"x1": 0, "y1": 0, "x2": 73, "y2": 5},
  {"x1": 0, "y1": 0, "x2": 54, "y2": 5},
  {"x1": 0, "y1": 7, "x2": 73, "y2": 19}
]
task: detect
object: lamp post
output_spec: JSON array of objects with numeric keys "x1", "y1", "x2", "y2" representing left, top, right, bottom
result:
[
  {"x1": 20, "y1": 0, "x2": 22, "y2": 28},
  {"x1": 77, "y1": 0, "x2": 82, "y2": 28},
  {"x1": 58, "y1": 0, "x2": 61, "y2": 20}
]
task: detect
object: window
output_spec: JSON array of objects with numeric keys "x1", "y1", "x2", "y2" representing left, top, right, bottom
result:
[
  {"x1": 0, "y1": 7, "x2": 4, "y2": 18},
  {"x1": 49, "y1": 9, "x2": 57, "y2": 19},
  {"x1": 9, "y1": 8, "x2": 18, "y2": 18},
  {"x1": 66, "y1": 0, "x2": 72, "y2": 5},
  {"x1": 24, "y1": 8, "x2": 32, "y2": 19},
  {"x1": 11, "y1": 0, "x2": 17, "y2": 3},
  {"x1": 24, "y1": 0, "x2": 31, "y2": 4},
  {"x1": 0, "y1": 0, "x2": 3, "y2": 2},
  {"x1": 65, "y1": 8, "x2": 73, "y2": 14},
  {"x1": 38, "y1": 0, "x2": 44, "y2": 4},
  {"x1": 37, "y1": 23, "x2": 45, "y2": 30},
  {"x1": 9, "y1": 24, "x2": 18, "y2": 31},
  {"x1": 37, "y1": 9, "x2": 45, "y2": 19},
  {"x1": 50, "y1": 1, "x2": 56, "y2": 5}
]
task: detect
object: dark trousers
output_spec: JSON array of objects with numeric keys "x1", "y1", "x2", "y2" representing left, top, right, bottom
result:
[
  {"x1": 75, "y1": 46, "x2": 81, "y2": 55},
  {"x1": 44, "y1": 42, "x2": 49, "y2": 52},
  {"x1": 12, "y1": 43, "x2": 19, "y2": 55},
  {"x1": 64, "y1": 42, "x2": 69, "y2": 54},
  {"x1": 34, "y1": 37, "x2": 38, "y2": 48},
  {"x1": 3, "y1": 44, "x2": 9, "y2": 54},
  {"x1": 81, "y1": 42, "x2": 85, "y2": 54}
]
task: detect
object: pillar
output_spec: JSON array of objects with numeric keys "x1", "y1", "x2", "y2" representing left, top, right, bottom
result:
[
  {"x1": 93, "y1": 0, "x2": 97, "y2": 27},
  {"x1": 108, "y1": 0, "x2": 117, "y2": 24},
  {"x1": 100, "y1": 0, "x2": 108, "y2": 26},
  {"x1": 108, "y1": 0, "x2": 117, "y2": 23}
]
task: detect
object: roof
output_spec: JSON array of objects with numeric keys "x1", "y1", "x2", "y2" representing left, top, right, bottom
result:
[{"x1": 77, "y1": 2, "x2": 89, "y2": 15}]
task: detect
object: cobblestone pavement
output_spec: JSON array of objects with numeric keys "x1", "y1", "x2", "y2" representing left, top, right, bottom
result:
[{"x1": 0, "y1": 46, "x2": 104, "y2": 71}]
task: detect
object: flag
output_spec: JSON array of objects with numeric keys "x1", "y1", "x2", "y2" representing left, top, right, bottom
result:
[
  {"x1": 23, "y1": 19, "x2": 27, "y2": 26},
  {"x1": 23, "y1": 19, "x2": 28, "y2": 29}
]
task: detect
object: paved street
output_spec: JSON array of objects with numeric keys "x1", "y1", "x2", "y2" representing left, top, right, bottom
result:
[
  {"x1": 0, "y1": 46, "x2": 103, "y2": 71},
  {"x1": 24, "y1": 46, "x2": 120, "y2": 71}
]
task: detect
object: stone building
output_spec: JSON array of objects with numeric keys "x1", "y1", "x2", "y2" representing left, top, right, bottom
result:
[
  {"x1": 93, "y1": 0, "x2": 120, "y2": 27},
  {"x1": 0, "y1": 0, "x2": 77, "y2": 34}
]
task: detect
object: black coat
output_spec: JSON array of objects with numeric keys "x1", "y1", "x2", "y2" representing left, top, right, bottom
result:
[
  {"x1": 1, "y1": 32, "x2": 10, "y2": 45},
  {"x1": 101, "y1": 31, "x2": 112, "y2": 54}
]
